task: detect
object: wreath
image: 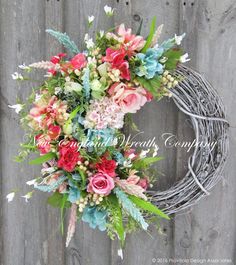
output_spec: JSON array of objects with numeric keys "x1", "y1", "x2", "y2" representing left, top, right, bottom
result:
[{"x1": 7, "y1": 7, "x2": 228, "y2": 253}]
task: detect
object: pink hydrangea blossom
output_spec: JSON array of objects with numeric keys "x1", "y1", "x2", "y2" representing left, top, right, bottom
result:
[{"x1": 84, "y1": 97, "x2": 125, "y2": 130}]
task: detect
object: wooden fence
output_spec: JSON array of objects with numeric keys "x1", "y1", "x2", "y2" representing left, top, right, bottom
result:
[{"x1": 0, "y1": 0, "x2": 236, "y2": 264}]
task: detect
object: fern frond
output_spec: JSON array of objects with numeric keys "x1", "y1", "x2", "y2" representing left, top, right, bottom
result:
[
  {"x1": 46, "y1": 29, "x2": 80, "y2": 54},
  {"x1": 82, "y1": 67, "x2": 90, "y2": 101},
  {"x1": 114, "y1": 188, "x2": 148, "y2": 230},
  {"x1": 34, "y1": 176, "x2": 66, "y2": 192}
]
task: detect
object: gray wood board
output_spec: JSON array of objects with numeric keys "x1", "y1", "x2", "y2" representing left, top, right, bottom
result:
[{"x1": 0, "y1": 0, "x2": 235, "y2": 264}]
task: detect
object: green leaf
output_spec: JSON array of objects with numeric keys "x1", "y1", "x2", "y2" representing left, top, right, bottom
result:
[
  {"x1": 60, "y1": 194, "x2": 68, "y2": 235},
  {"x1": 133, "y1": 156, "x2": 163, "y2": 170},
  {"x1": 77, "y1": 168, "x2": 86, "y2": 189},
  {"x1": 29, "y1": 152, "x2": 56, "y2": 165},
  {"x1": 163, "y1": 48, "x2": 183, "y2": 70},
  {"x1": 108, "y1": 194, "x2": 125, "y2": 245},
  {"x1": 129, "y1": 195, "x2": 170, "y2": 220},
  {"x1": 136, "y1": 75, "x2": 161, "y2": 98},
  {"x1": 47, "y1": 192, "x2": 71, "y2": 208},
  {"x1": 141, "y1": 16, "x2": 157, "y2": 53},
  {"x1": 69, "y1": 105, "x2": 81, "y2": 121}
]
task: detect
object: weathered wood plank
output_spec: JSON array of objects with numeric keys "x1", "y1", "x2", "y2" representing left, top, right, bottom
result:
[
  {"x1": 63, "y1": 1, "x2": 114, "y2": 265},
  {"x1": 0, "y1": 1, "x2": 49, "y2": 265},
  {"x1": 111, "y1": 1, "x2": 181, "y2": 264},
  {"x1": 173, "y1": 1, "x2": 236, "y2": 263},
  {"x1": 45, "y1": 1, "x2": 65, "y2": 264}
]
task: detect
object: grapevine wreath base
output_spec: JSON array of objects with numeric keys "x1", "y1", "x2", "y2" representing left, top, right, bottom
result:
[{"x1": 149, "y1": 65, "x2": 229, "y2": 215}]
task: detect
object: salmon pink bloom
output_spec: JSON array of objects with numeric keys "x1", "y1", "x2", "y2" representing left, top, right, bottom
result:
[
  {"x1": 47, "y1": 124, "x2": 61, "y2": 140},
  {"x1": 70, "y1": 53, "x2": 87, "y2": 70},
  {"x1": 109, "y1": 82, "x2": 149, "y2": 113},
  {"x1": 29, "y1": 96, "x2": 69, "y2": 130},
  {"x1": 117, "y1": 24, "x2": 145, "y2": 54},
  {"x1": 50, "y1": 53, "x2": 66, "y2": 64},
  {"x1": 35, "y1": 134, "x2": 51, "y2": 154},
  {"x1": 103, "y1": 48, "x2": 130, "y2": 80}
]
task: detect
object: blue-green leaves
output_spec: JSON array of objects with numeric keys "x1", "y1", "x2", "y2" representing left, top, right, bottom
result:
[
  {"x1": 46, "y1": 29, "x2": 80, "y2": 54},
  {"x1": 34, "y1": 175, "x2": 67, "y2": 193},
  {"x1": 114, "y1": 188, "x2": 148, "y2": 230},
  {"x1": 82, "y1": 67, "x2": 91, "y2": 101}
]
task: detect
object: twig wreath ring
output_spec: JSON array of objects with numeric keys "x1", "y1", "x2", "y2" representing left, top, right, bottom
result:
[{"x1": 149, "y1": 65, "x2": 229, "y2": 214}]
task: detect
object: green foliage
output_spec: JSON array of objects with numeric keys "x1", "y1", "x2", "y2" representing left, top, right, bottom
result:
[
  {"x1": 129, "y1": 195, "x2": 170, "y2": 220},
  {"x1": 46, "y1": 29, "x2": 80, "y2": 54},
  {"x1": 136, "y1": 75, "x2": 162, "y2": 99},
  {"x1": 163, "y1": 48, "x2": 183, "y2": 70},
  {"x1": 108, "y1": 194, "x2": 125, "y2": 245},
  {"x1": 95, "y1": 33, "x2": 119, "y2": 54},
  {"x1": 141, "y1": 17, "x2": 157, "y2": 53},
  {"x1": 47, "y1": 192, "x2": 71, "y2": 208},
  {"x1": 133, "y1": 156, "x2": 163, "y2": 170},
  {"x1": 29, "y1": 152, "x2": 56, "y2": 165},
  {"x1": 114, "y1": 188, "x2": 148, "y2": 230}
]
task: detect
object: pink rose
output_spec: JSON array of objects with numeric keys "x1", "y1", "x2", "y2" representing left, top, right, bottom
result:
[
  {"x1": 70, "y1": 53, "x2": 87, "y2": 70},
  {"x1": 108, "y1": 82, "x2": 148, "y2": 113},
  {"x1": 87, "y1": 172, "x2": 115, "y2": 196}
]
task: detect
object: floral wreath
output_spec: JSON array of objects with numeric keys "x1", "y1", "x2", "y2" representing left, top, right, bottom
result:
[{"x1": 8, "y1": 6, "x2": 228, "y2": 254}]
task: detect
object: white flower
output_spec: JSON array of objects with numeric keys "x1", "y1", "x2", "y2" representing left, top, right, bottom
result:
[
  {"x1": 41, "y1": 167, "x2": 56, "y2": 175},
  {"x1": 18, "y1": 63, "x2": 30, "y2": 71},
  {"x1": 26, "y1": 179, "x2": 38, "y2": 186},
  {"x1": 99, "y1": 30, "x2": 105, "y2": 37},
  {"x1": 104, "y1": 5, "x2": 114, "y2": 16},
  {"x1": 54, "y1": 87, "x2": 62, "y2": 95},
  {"x1": 174, "y1": 33, "x2": 186, "y2": 45},
  {"x1": 8, "y1": 104, "x2": 24, "y2": 114},
  {"x1": 153, "y1": 145, "x2": 159, "y2": 157},
  {"x1": 139, "y1": 149, "x2": 150, "y2": 158},
  {"x1": 180, "y1": 53, "x2": 190, "y2": 63},
  {"x1": 118, "y1": 248, "x2": 123, "y2": 259},
  {"x1": 123, "y1": 160, "x2": 132, "y2": 168},
  {"x1": 88, "y1": 15, "x2": 95, "y2": 25},
  {"x1": 64, "y1": 81, "x2": 82, "y2": 93},
  {"x1": 6, "y1": 192, "x2": 15, "y2": 203},
  {"x1": 21, "y1": 191, "x2": 33, "y2": 202},
  {"x1": 35, "y1": 93, "x2": 42, "y2": 101},
  {"x1": 128, "y1": 153, "x2": 136, "y2": 160},
  {"x1": 12, "y1": 72, "x2": 24, "y2": 80},
  {"x1": 84, "y1": 34, "x2": 95, "y2": 49}
]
